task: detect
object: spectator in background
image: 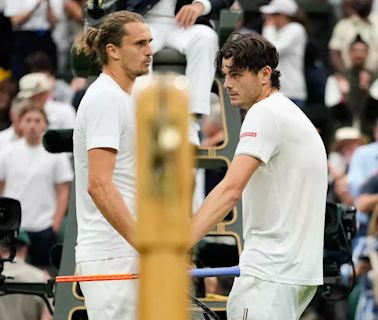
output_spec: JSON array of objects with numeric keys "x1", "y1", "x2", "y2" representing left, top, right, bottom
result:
[
  {"x1": 259, "y1": 0, "x2": 308, "y2": 108},
  {"x1": 347, "y1": 206, "x2": 378, "y2": 320},
  {"x1": 0, "y1": 77, "x2": 17, "y2": 130},
  {"x1": 325, "y1": 35, "x2": 378, "y2": 136},
  {"x1": 0, "y1": 231, "x2": 52, "y2": 320},
  {"x1": 348, "y1": 121, "x2": 378, "y2": 239},
  {"x1": 348, "y1": 121, "x2": 378, "y2": 197},
  {"x1": 193, "y1": 92, "x2": 226, "y2": 212},
  {"x1": 130, "y1": 0, "x2": 234, "y2": 144},
  {"x1": 0, "y1": 0, "x2": 13, "y2": 74},
  {"x1": 327, "y1": 126, "x2": 366, "y2": 206},
  {"x1": 64, "y1": 0, "x2": 85, "y2": 38},
  {"x1": 0, "y1": 105, "x2": 73, "y2": 270},
  {"x1": 357, "y1": 174, "x2": 378, "y2": 215},
  {"x1": 328, "y1": 0, "x2": 354, "y2": 19},
  {"x1": 25, "y1": 51, "x2": 74, "y2": 105},
  {"x1": 201, "y1": 93, "x2": 225, "y2": 148},
  {"x1": 65, "y1": 0, "x2": 85, "y2": 26},
  {"x1": 50, "y1": 0, "x2": 72, "y2": 75},
  {"x1": 329, "y1": 0, "x2": 378, "y2": 77},
  {"x1": 17, "y1": 72, "x2": 76, "y2": 129},
  {"x1": 0, "y1": 98, "x2": 29, "y2": 149},
  {"x1": 3, "y1": 0, "x2": 58, "y2": 79}
]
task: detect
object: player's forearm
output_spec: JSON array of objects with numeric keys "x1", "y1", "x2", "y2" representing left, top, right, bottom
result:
[
  {"x1": 89, "y1": 182, "x2": 136, "y2": 248},
  {"x1": 190, "y1": 181, "x2": 241, "y2": 247}
]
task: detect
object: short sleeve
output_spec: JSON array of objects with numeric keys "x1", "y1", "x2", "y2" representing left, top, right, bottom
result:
[
  {"x1": 54, "y1": 154, "x2": 74, "y2": 184},
  {"x1": 84, "y1": 92, "x2": 127, "y2": 151},
  {"x1": 235, "y1": 105, "x2": 280, "y2": 164}
]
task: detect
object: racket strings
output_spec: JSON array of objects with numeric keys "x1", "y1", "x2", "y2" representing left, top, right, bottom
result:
[{"x1": 189, "y1": 295, "x2": 220, "y2": 320}]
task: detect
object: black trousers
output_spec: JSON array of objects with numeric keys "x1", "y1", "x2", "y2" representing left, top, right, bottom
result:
[
  {"x1": 0, "y1": 13, "x2": 13, "y2": 70},
  {"x1": 10, "y1": 30, "x2": 57, "y2": 79},
  {"x1": 27, "y1": 226, "x2": 57, "y2": 268}
]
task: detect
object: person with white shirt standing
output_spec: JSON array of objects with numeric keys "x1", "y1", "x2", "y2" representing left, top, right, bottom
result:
[
  {"x1": 190, "y1": 32, "x2": 328, "y2": 320},
  {"x1": 260, "y1": 0, "x2": 308, "y2": 108},
  {"x1": 72, "y1": 11, "x2": 153, "y2": 320},
  {"x1": 4, "y1": 0, "x2": 58, "y2": 79},
  {"x1": 0, "y1": 104, "x2": 73, "y2": 270}
]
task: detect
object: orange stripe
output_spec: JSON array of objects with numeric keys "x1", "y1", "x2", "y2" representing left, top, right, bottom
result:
[{"x1": 56, "y1": 273, "x2": 139, "y2": 283}]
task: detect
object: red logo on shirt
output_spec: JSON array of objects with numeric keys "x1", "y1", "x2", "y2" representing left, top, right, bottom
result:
[{"x1": 240, "y1": 132, "x2": 257, "y2": 138}]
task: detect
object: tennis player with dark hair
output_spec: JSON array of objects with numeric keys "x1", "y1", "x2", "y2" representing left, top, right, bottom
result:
[
  {"x1": 72, "y1": 11, "x2": 153, "y2": 320},
  {"x1": 190, "y1": 32, "x2": 328, "y2": 319}
]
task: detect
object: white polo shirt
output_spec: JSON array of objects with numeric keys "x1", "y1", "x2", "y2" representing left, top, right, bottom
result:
[
  {"x1": 74, "y1": 73, "x2": 138, "y2": 262},
  {"x1": 235, "y1": 92, "x2": 328, "y2": 285}
]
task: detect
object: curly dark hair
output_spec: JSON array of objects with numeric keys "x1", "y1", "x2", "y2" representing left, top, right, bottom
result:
[{"x1": 216, "y1": 32, "x2": 281, "y2": 89}]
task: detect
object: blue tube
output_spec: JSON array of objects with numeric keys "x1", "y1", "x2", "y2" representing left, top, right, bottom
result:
[{"x1": 190, "y1": 266, "x2": 240, "y2": 278}]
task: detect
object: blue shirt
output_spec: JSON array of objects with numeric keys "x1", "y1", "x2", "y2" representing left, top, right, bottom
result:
[{"x1": 348, "y1": 142, "x2": 378, "y2": 197}]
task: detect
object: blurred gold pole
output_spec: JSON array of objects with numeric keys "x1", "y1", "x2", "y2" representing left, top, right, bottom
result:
[{"x1": 135, "y1": 74, "x2": 193, "y2": 320}]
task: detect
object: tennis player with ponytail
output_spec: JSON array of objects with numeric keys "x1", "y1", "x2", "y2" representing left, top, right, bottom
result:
[
  {"x1": 190, "y1": 32, "x2": 328, "y2": 320},
  {"x1": 72, "y1": 11, "x2": 152, "y2": 320}
]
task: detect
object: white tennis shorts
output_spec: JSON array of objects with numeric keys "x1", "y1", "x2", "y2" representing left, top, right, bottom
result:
[
  {"x1": 77, "y1": 256, "x2": 139, "y2": 320},
  {"x1": 227, "y1": 275, "x2": 317, "y2": 320}
]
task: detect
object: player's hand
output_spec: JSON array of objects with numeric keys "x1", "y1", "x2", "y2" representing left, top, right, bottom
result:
[{"x1": 175, "y1": 3, "x2": 204, "y2": 28}]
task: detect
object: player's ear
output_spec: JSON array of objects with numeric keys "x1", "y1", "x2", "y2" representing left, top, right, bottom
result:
[
  {"x1": 106, "y1": 43, "x2": 120, "y2": 60},
  {"x1": 260, "y1": 66, "x2": 272, "y2": 85}
]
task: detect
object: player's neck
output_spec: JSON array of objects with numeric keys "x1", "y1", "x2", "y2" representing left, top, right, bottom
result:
[
  {"x1": 103, "y1": 65, "x2": 134, "y2": 95},
  {"x1": 257, "y1": 86, "x2": 277, "y2": 103}
]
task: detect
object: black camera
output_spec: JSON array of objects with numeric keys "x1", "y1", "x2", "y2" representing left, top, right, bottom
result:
[
  {"x1": 0, "y1": 197, "x2": 21, "y2": 263},
  {"x1": 323, "y1": 202, "x2": 356, "y2": 284}
]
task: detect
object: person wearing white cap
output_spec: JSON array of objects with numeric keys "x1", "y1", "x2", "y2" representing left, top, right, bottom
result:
[
  {"x1": 17, "y1": 72, "x2": 76, "y2": 129},
  {"x1": 259, "y1": 0, "x2": 308, "y2": 108},
  {"x1": 327, "y1": 126, "x2": 366, "y2": 206}
]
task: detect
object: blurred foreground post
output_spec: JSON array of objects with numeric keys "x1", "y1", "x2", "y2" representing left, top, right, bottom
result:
[{"x1": 136, "y1": 74, "x2": 193, "y2": 320}]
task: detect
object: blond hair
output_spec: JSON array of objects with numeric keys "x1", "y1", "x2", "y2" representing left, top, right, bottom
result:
[{"x1": 73, "y1": 11, "x2": 145, "y2": 67}]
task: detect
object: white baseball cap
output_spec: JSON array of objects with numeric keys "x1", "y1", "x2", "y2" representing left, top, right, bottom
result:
[
  {"x1": 17, "y1": 72, "x2": 53, "y2": 99},
  {"x1": 335, "y1": 127, "x2": 362, "y2": 142},
  {"x1": 259, "y1": 0, "x2": 299, "y2": 16}
]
